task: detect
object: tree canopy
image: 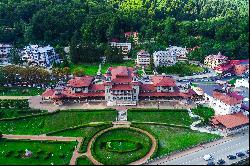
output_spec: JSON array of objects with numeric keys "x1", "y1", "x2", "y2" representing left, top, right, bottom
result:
[{"x1": 0, "y1": 0, "x2": 249, "y2": 62}]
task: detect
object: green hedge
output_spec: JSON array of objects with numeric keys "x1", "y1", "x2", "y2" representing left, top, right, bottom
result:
[
  {"x1": 128, "y1": 108, "x2": 188, "y2": 112},
  {"x1": 0, "y1": 99, "x2": 29, "y2": 109}
]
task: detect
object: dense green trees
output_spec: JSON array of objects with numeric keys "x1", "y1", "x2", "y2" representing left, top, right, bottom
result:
[{"x1": 0, "y1": 0, "x2": 249, "y2": 62}]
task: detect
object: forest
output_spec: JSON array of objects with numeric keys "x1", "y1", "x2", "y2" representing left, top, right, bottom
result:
[{"x1": 0, "y1": 0, "x2": 249, "y2": 63}]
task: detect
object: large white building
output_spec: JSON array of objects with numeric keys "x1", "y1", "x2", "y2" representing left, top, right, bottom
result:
[
  {"x1": 153, "y1": 51, "x2": 177, "y2": 67},
  {"x1": 21, "y1": 45, "x2": 60, "y2": 68},
  {"x1": 204, "y1": 52, "x2": 228, "y2": 69},
  {"x1": 0, "y1": 44, "x2": 12, "y2": 64},
  {"x1": 205, "y1": 90, "x2": 242, "y2": 115},
  {"x1": 136, "y1": 50, "x2": 150, "y2": 66},
  {"x1": 110, "y1": 42, "x2": 132, "y2": 55},
  {"x1": 167, "y1": 46, "x2": 188, "y2": 60},
  {"x1": 235, "y1": 78, "x2": 249, "y2": 89}
]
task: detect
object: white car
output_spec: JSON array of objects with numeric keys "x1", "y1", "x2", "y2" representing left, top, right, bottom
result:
[{"x1": 203, "y1": 154, "x2": 213, "y2": 161}]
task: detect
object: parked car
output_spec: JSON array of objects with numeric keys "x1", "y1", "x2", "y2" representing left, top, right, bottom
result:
[
  {"x1": 203, "y1": 154, "x2": 213, "y2": 161},
  {"x1": 227, "y1": 155, "x2": 237, "y2": 160},
  {"x1": 236, "y1": 152, "x2": 245, "y2": 157},
  {"x1": 217, "y1": 159, "x2": 225, "y2": 165},
  {"x1": 207, "y1": 161, "x2": 215, "y2": 165}
]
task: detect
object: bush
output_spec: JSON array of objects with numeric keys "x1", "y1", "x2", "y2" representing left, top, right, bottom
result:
[
  {"x1": 4, "y1": 151, "x2": 14, "y2": 157},
  {"x1": 58, "y1": 153, "x2": 65, "y2": 158}
]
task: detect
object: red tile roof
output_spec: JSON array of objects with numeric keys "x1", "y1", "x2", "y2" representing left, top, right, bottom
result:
[
  {"x1": 111, "y1": 84, "x2": 133, "y2": 91},
  {"x1": 211, "y1": 113, "x2": 249, "y2": 129},
  {"x1": 89, "y1": 84, "x2": 105, "y2": 91},
  {"x1": 42, "y1": 89, "x2": 55, "y2": 97},
  {"x1": 67, "y1": 76, "x2": 93, "y2": 88},
  {"x1": 152, "y1": 76, "x2": 176, "y2": 87},
  {"x1": 139, "y1": 92, "x2": 182, "y2": 97},
  {"x1": 213, "y1": 91, "x2": 242, "y2": 105},
  {"x1": 140, "y1": 84, "x2": 156, "y2": 91}
]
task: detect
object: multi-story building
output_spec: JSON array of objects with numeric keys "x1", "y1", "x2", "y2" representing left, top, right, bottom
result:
[
  {"x1": 136, "y1": 50, "x2": 150, "y2": 66},
  {"x1": 0, "y1": 44, "x2": 12, "y2": 64},
  {"x1": 153, "y1": 51, "x2": 177, "y2": 67},
  {"x1": 235, "y1": 78, "x2": 249, "y2": 89},
  {"x1": 42, "y1": 66, "x2": 194, "y2": 106},
  {"x1": 110, "y1": 42, "x2": 132, "y2": 55},
  {"x1": 206, "y1": 90, "x2": 242, "y2": 115},
  {"x1": 204, "y1": 52, "x2": 228, "y2": 69},
  {"x1": 167, "y1": 46, "x2": 188, "y2": 60},
  {"x1": 21, "y1": 44, "x2": 60, "y2": 68}
]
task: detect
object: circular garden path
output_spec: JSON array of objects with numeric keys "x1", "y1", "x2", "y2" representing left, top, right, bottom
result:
[{"x1": 86, "y1": 126, "x2": 157, "y2": 165}]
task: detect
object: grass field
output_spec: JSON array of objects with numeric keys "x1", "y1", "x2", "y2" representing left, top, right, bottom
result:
[
  {"x1": 76, "y1": 156, "x2": 93, "y2": 165},
  {"x1": 191, "y1": 106, "x2": 215, "y2": 123},
  {"x1": 0, "y1": 87, "x2": 44, "y2": 96},
  {"x1": 0, "y1": 139, "x2": 77, "y2": 165},
  {"x1": 69, "y1": 60, "x2": 136, "y2": 76},
  {"x1": 157, "y1": 62, "x2": 205, "y2": 76},
  {"x1": 91, "y1": 128, "x2": 152, "y2": 165},
  {"x1": 0, "y1": 110, "x2": 116, "y2": 135},
  {"x1": 133, "y1": 124, "x2": 221, "y2": 158},
  {"x1": 128, "y1": 109, "x2": 193, "y2": 126}
]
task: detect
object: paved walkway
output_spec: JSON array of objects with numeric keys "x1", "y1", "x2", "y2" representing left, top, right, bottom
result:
[
  {"x1": 187, "y1": 109, "x2": 225, "y2": 136},
  {"x1": 70, "y1": 137, "x2": 84, "y2": 165},
  {"x1": 0, "y1": 96, "x2": 31, "y2": 100},
  {"x1": 29, "y1": 96, "x2": 196, "y2": 111},
  {"x1": 86, "y1": 125, "x2": 157, "y2": 165}
]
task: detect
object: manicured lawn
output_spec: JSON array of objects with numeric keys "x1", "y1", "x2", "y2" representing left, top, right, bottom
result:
[
  {"x1": 91, "y1": 128, "x2": 152, "y2": 165},
  {"x1": 69, "y1": 60, "x2": 136, "y2": 76},
  {"x1": 0, "y1": 139, "x2": 77, "y2": 165},
  {"x1": 133, "y1": 124, "x2": 221, "y2": 158},
  {"x1": 77, "y1": 156, "x2": 93, "y2": 165},
  {"x1": 0, "y1": 108, "x2": 45, "y2": 119},
  {"x1": 192, "y1": 106, "x2": 215, "y2": 123},
  {"x1": 128, "y1": 109, "x2": 193, "y2": 126},
  {"x1": 51, "y1": 124, "x2": 113, "y2": 153},
  {"x1": 0, "y1": 110, "x2": 116, "y2": 135},
  {"x1": 157, "y1": 62, "x2": 205, "y2": 76},
  {"x1": 0, "y1": 87, "x2": 44, "y2": 96}
]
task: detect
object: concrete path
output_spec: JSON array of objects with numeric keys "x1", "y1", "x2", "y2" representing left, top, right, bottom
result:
[
  {"x1": 0, "y1": 96, "x2": 31, "y2": 100},
  {"x1": 2, "y1": 134, "x2": 79, "y2": 141},
  {"x1": 187, "y1": 109, "x2": 225, "y2": 136},
  {"x1": 70, "y1": 137, "x2": 84, "y2": 165}
]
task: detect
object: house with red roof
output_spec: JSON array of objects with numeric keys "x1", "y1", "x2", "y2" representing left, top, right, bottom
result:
[
  {"x1": 210, "y1": 112, "x2": 249, "y2": 135},
  {"x1": 124, "y1": 31, "x2": 139, "y2": 44},
  {"x1": 206, "y1": 90, "x2": 243, "y2": 115},
  {"x1": 204, "y1": 52, "x2": 228, "y2": 69},
  {"x1": 42, "y1": 66, "x2": 194, "y2": 106}
]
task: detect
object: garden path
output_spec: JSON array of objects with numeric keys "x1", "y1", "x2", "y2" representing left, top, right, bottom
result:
[
  {"x1": 85, "y1": 126, "x2": 157, "y2": 165},
  {"x1": 187, "y1": 109, "x2": 225, "y2": 136}
]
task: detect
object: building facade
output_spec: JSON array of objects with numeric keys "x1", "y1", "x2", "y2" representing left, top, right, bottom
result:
[
  {"x1": 0, "y1": 44, "x2": 12, "y2": 64},
  {"x1": 204, "y1": 52, "x2": 228, "y2": 69},
  {"x1": 124, "y1": 31, "x2": 139, "y2": 44},
  {"x1": 21, "y1": 45, "x2": 60, "y2": 68},
  {"x1": 42, "y1": 66, "x2": 193, "y2": 106},
  {"x1": 136, "y1": 50, "x2": 150, "y2": 66},
  {"x1": 110, "y1": 42, "x2": 132, "y2": 55},
  {"x1": 205, "y1": 90, "x2": 242, "y2": 115},
  {"x1": 167, "y1": 46, "x2": 188, "y2": 60},
  {"x1": 153, "y1": 51, "x2": 177, "y2": 67}
]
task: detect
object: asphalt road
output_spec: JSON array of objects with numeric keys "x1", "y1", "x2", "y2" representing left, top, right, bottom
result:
[{"x1": 147, "y1": 131, "x2": 249, "y2": 165}]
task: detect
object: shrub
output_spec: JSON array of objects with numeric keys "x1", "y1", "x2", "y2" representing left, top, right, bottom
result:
[
  {"x1": 4, "y1": 151, "x2": 14, "y2": 157},
  {"x1": 58, "y1": 153, "x2": 65, "y2": 158}
]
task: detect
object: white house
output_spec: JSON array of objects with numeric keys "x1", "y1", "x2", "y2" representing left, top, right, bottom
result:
[
  {"x1": 110, "y1": 42, "x2": 132, "y2": 55},
  {"x1": 235, "y1": 78, "x2": 249, "y2": 89},
  {"x1": 0, "y1": 44, "x2": 12, "y2": 64},
  {"x1": 206, "y1": 90, "x2": 242, "y2": 115},
  {"x1": 167, "y1": 46, "x2": 188, "y2": 60},
  {"x1": 153, "y1": 51, "x2": 177, "y2": 67},
  {"x1": 136, "y1": 50, "x2": 150, "y2": 66},
  {"x1": 21, "y1": 45, "x2": 60, "y2": 68}
]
